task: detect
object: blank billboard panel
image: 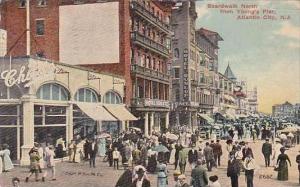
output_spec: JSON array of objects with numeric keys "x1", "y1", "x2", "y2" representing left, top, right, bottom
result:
[{"x1": 59, "y1": 2, "x2": 119, "y2": 65}]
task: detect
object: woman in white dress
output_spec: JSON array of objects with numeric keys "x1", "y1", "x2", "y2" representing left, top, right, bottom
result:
[
  {"x1": 169, "y1": 144, "x2": 176, "y2": 164},
  {"x1": 245, "y1": 128, "x2": 251, "y2": 142},
  {"x1": 233, "y1": 130, "x2": 239, "y2": 142},
  {"x1": 0, "y1": 144, "x2": 14, "y2": 172}
]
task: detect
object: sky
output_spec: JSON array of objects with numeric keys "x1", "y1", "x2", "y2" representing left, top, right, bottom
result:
[{"x1": 195, "y1": 0, "x2": 300, "y2": 113}]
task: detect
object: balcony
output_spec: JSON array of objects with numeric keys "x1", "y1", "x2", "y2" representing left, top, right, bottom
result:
[
  {"x1": 130, "y1": 1, "x2": 170, "y2": 34},
  {"x1": 131, "y1": 64, "x2": 170, "y2": 83},
  {"x1": 131, "y1": 32, "x2": 170, "y2": 58},
  {"x1": 131, "y1": 98, "x2": 170, "y2": 109}
]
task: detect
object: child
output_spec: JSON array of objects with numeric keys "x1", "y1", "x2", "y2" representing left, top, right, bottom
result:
[{"x1": 113, "y1": 147, "x2": 120, "y2": 170}]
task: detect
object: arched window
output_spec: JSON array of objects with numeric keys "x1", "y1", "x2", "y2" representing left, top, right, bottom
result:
[
  {"x1": 74, "y1": 88, "x2": 98, "y2": 103},
  {"x1": 37, "y1": 83, "x2": 69, "y2": 101},
  {"x1": 104, "y1": 91, "x2": 122, "y2": 104}
]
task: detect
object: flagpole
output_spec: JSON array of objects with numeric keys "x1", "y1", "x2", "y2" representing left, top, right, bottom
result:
[{"x1": 26, "y1": 0, "x2": 30, "y2": 56}]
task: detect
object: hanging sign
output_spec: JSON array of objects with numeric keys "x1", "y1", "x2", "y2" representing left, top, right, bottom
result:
[{"x1": 182, "y1": 48, "x2": 189, "y2": 102}]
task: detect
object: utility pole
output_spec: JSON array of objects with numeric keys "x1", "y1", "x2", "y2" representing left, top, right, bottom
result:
[{"x1": 26, "y1": 0, "x2": 30, "y2": 56}]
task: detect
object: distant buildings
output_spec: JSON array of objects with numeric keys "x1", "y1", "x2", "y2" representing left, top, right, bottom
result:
[{"x1": 272, "y1": 101, "x2": 299, "y2": 122}]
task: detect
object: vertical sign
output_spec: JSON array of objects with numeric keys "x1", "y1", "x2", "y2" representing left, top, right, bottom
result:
[{"x1": 183, "y1": 48, "x2": 189, "y2": 102}]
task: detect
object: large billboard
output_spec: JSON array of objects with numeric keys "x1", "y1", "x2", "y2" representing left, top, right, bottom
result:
[{"x1": 59, "y1": 2, "x2": 119, "y2": 65}]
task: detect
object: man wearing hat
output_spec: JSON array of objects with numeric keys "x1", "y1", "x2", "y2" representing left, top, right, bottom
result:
[
  {"x1": 262, "y1": 138, "x2": 272, "y2": 167},
  {"x1": 132, "y1": 168, "x2": 150, "y2": 187},
  {"x1": 188, "y1": 144, "x2": 198, "y2": 169},
  {"x1": 173, "y1": 171, "x2": 181, "y2": 187}
]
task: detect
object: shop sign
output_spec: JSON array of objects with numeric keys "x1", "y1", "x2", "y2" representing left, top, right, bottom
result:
[
  {"x1": 183, "y1": 48, "x2": 189, "y2": 102},
  {"x1": 144, "y1": 99, "x2": 170, "y2": 108},
  {"x1": 0, "y1": 61, "x2": 67, "y2": 88}
]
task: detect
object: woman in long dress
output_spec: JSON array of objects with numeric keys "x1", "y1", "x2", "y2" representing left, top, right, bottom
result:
[
  {"x1": 233, "y1": 130, "x2": 239, "y2": 142},
  {"x1": 0, "y1": 144, "x2": 14, "y2": 172},
  {"x1": 169, "y1": 144, "x2": 176, "y2": 164},
  {"x1": 98, "y1": 138, "x2": 106, "y2": 157},
  {"x1": 157, "y1": 160, "x2": 168, "y2": 187},
  {"x1": 147, "y1": 148, "x2": 157, "y2": 173},
  {"x1": 245, "y1": 128, "x2": 251, "y2": 142},
  {"x1": 276, "y1": 147, "x2": 291, "y2": 181}
]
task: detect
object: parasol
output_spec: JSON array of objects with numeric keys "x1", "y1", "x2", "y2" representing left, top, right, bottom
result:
[
  {"x1": 98, "y1": 133, "x2": 111, "y2": 139},
  {"x1": 152, "y1": 144, "x2": 169, "y2": 153},
  {"x1": 166, "y1": 133, "x2": 178, "y2": 140}
]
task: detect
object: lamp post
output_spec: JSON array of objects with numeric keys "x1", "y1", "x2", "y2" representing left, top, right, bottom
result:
[{"x1": 26, "y1": 0, "x2": 30, "y2": 56}]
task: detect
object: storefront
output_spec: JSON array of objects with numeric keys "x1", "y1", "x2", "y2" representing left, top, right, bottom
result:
[{"x1": 0, "y1": 56, "x2": 136, "y2": 165}]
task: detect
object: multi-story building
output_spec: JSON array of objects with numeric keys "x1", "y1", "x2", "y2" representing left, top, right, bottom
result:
[
  {"x1": 247, "y1": 87, "x2": 258, "y2": 114},
  {"x1": 195, "y1": 28, "x2": 222, "y2": 115},
  {"x1": 0, "y1": 0, "x2": 173, "y2": 135},
  {"x1": 170, "y1": 1, "x2": 222, "y2": 128},
  {"x1": 218, "y1": 72, "x2": 237, "y2": 120},
  {"x1": 272, "y1": 101, "x2": 295, "y2": 119},
  {"x1": 170, "y1": 1, "x2": 199, "y2": 128}
]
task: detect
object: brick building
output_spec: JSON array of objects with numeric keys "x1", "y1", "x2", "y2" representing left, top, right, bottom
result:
[
  {"x1": 0, "y1": 0, "x2": 173, "y2": 135},
  {"x1": 170, "y1": 1, "x2": 222, "y2": 128}
]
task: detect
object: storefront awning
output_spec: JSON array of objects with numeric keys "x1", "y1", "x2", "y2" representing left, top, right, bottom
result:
[
  {"x1": 198, "y1": 113, "x2": 214, "y2": 124},
  {"x1": 104, "y1": 105, "x2": 137, "y2": 121},
  {"x1": 76, "y1": 102, "x2": 117, "y2": 121}
]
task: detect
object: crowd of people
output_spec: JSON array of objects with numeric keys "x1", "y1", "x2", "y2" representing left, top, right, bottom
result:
[{"x1": 1, "y1": 118, "x2": 300, "y2": 187}]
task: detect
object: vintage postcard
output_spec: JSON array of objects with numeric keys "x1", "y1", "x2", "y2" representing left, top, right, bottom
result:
[{"x1": 0, "y1": 0, "x2": 299, "y2": 187}]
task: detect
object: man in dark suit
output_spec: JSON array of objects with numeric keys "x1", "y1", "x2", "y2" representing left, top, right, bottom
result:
[
  {"x1": 88, "y1": 139, "x2": 98, "y2": 168},
  {"x1": 191, "y1": 160, "x2": 208, "y2": 187},
  {"x1": 203, "y1": 142, "x2": 214, "y2": 171},
  {"x1": 213, "y1": 139, "x2": 222, "y2": 167},
  {"x1": 132, "y1": 168, "x2": 150, "y2": 187},
  {"x1": 188, "y1": 144, "x2": 198, "y2": 169},
  {"x1": 262, "y1": 138, "x2": 272, "y2": 167}
]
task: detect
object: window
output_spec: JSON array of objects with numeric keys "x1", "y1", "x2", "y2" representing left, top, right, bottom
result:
[
  {"x1": 174, "y1": 48, "x2": 179, "y2": 58},
  {"x1": 37, "y1": 83, "x2": 69, "y2": 101},
  {"x1": 173, "y1": 68, "x2": 180, "y2": 79},
  {"x1": 199, "y1": 73, "x2": 205, "y2": 83},
  {"x1": 75, "y1": 88, "x2": 98, "y2": 103},
  {"x1": 104, "y1": 91, "x2": 122, "y2": 104},
  {"x1": 37, "y1": 0, "x2": 47, "y2": 6},
  {"x1": 36, "y1": 19, "x2": 45, "y2": 36},
  {"x1": 191, "y1": 69, "x2": 195, "y2": 80},
  {"x1": 19, "y1": 0, "x2": 26, "y2": 8}
]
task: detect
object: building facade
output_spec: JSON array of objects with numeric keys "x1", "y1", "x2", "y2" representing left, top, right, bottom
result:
[
  {"x1": 0, "y1": 0, "x2": 172, "y2": 135},
  {"x1": 272, "y1": 101, "x2": 296, "y2": 119},
  {"x1": 170, "y1": 1, "x2": 223, "y2": 128},
  {"x1": 0, "y1": 56, "x2": 136, "y2": 165},
  {"x1": 246, "y1": 87, "x2": 258, "y2": 114},
  {"x1": 218, "y1": 72, "x2": 237, "y2": 120}
]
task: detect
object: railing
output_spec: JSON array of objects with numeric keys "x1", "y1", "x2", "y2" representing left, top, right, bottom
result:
[
  {"x1": 131, "y1": 64, "x2": 170, "y2": 82},
  {"x1": 131, "y1": 98, "x2": 170, "y2": 108},
  {"x1": 131, "y1": 31, "x2": 169, "y2": 57},
  {"x1": 130, "y1": 1, "x2": 170, "y2": 33}
]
